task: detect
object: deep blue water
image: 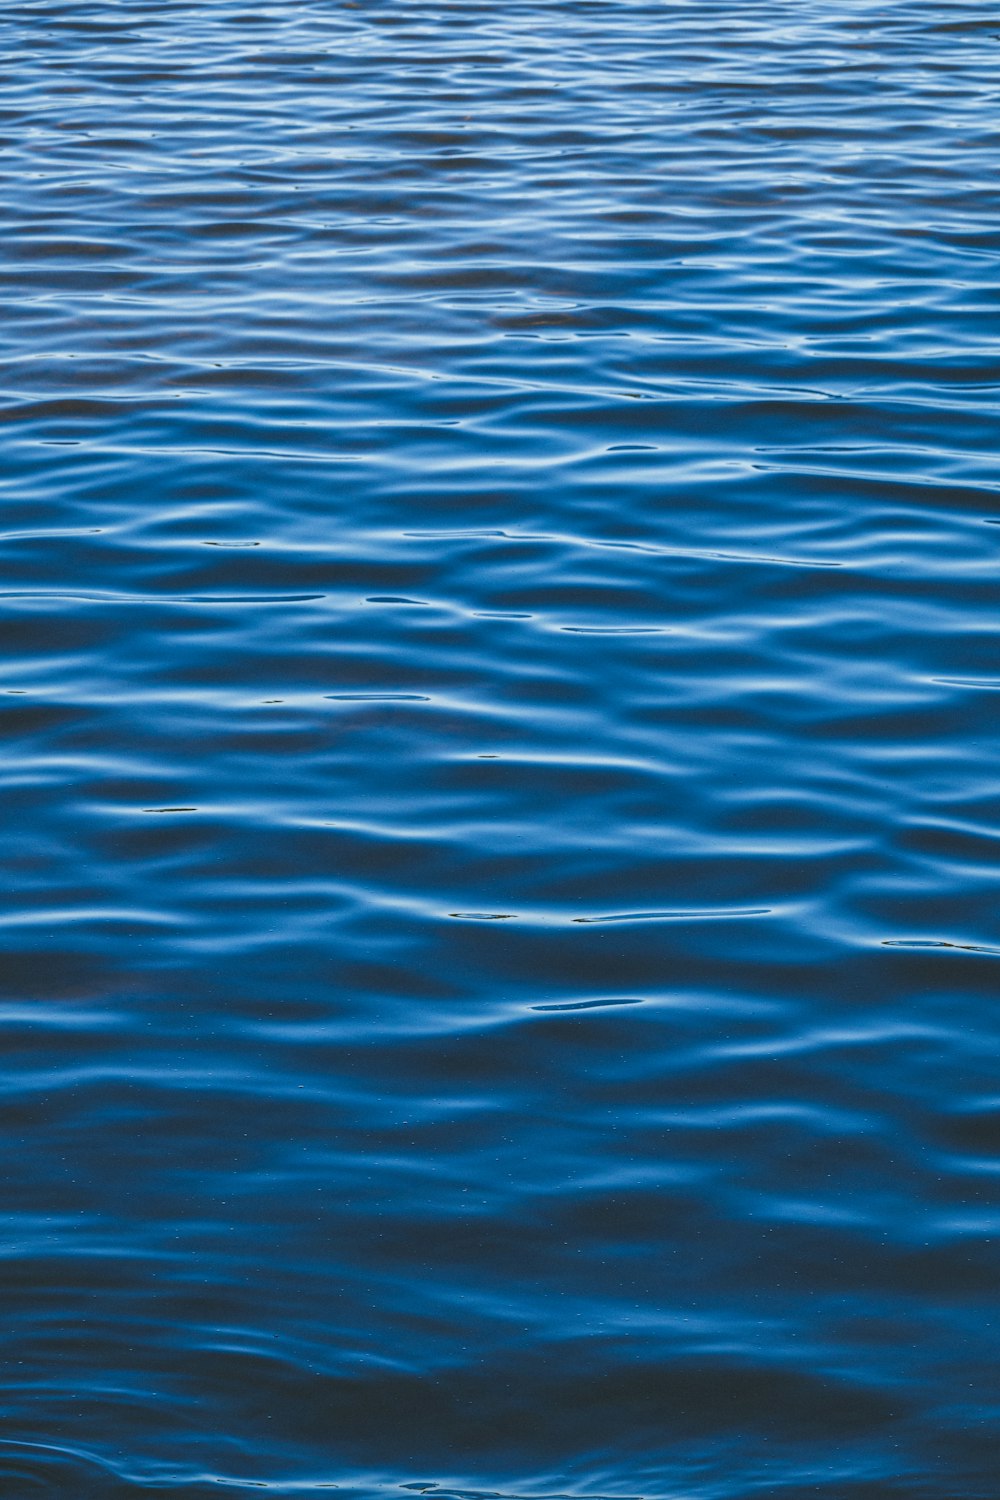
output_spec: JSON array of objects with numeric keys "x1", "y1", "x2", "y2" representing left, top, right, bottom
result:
[{"x1": 3, "y1": 0, "x2": 1000, "y2": 1495}]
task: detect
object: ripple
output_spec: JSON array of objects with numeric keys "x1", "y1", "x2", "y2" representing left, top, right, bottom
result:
[
  {"x1": 449, "y1": 912, "x2": 516, "y2": 921},
  {"x1": 530, "y1": 998, "x2": 645, "y2": 1013},
  {"x1": 571, "y1": 908, "x2": 773, "y2": 925},
  {"x1": 882, "y1": 938, "x2": 1000, "y2": 958}
]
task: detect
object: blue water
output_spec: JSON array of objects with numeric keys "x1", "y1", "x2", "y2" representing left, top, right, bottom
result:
[{"x1": 3, "y1": 0, "x2": 1000, "y2": 1494}]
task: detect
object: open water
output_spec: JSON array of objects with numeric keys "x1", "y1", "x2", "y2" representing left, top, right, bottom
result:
[{"x1": 2, "y1": 0, "x2": 1000, "y2": 1495}]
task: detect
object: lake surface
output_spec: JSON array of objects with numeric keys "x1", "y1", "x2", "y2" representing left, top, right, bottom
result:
[{"x1": 3, "y1": 0, "x2": 1000, "y2": 1495}]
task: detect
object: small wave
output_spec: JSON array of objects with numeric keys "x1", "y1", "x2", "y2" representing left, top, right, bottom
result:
[
  {"x1": 449, "y1": 912, "x2": 516, "y2": 920},
  {"x1": 572, "y1": 907, "x2": 772, "y2": 924},
  {"x1": 365, "y1": 596, "x2": 432, "y2": 605},
  {"x1": 531, "y1": 997, "x2": 645, "y2": 1012},
  {"x1": 558, "y1": 625, "x2": 671, "y2": 635},
  {"x1": 0, "y1": 591, "x2": 324, "y2": 605},
  {"x1": 882, "y1": 938, "x2": 1000, "y2": 957}
]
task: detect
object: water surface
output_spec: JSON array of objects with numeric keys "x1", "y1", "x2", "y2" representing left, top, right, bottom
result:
[{"x1": 3, "y1": 1, "x2": 1000, "y2": 1495}]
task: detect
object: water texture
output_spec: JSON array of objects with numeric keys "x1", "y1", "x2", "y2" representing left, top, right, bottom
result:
[{"x1": 2, "y1": 0, "x2": 999, "y2": 1494}]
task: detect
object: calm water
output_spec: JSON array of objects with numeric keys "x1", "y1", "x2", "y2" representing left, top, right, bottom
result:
[{"x1": 2, "y1": 0, "x2": 999, "y2": 1494}]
